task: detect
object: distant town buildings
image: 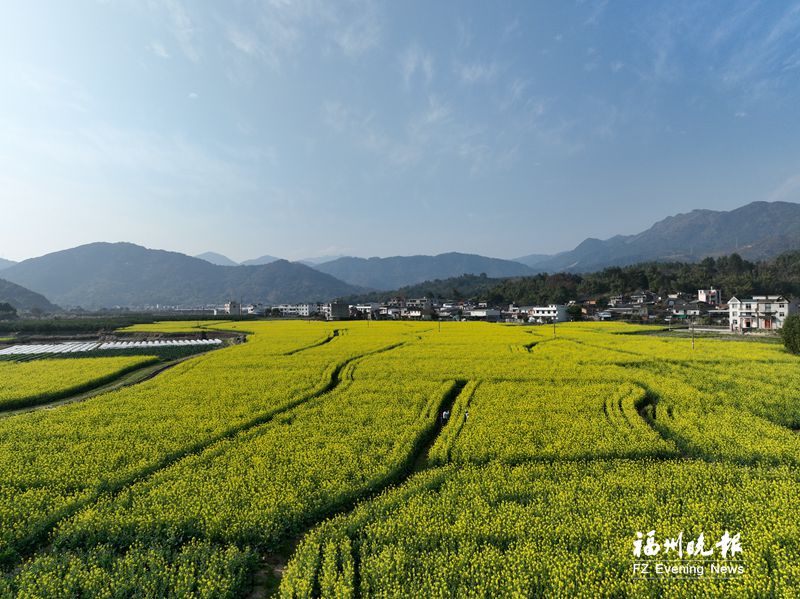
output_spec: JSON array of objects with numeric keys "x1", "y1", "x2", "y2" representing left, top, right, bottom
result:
[{"x1": 207, "y1": 285, "x2": 796, "y2": 334}]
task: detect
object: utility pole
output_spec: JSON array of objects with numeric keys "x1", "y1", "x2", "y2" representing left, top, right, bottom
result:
[
  {"x1": 553, "y1": 319, "x2": 556, "y2": 338},
  {"x1": 691, "y1": 316, "x2": 695, "y2": 350},
  {"x1": 439, "y1": 319, "x2": 441, "y2": 333}
]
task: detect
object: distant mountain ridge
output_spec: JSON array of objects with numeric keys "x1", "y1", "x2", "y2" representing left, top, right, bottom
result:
[
  {"x1": 520, "y1": 201, "x2": 800, "y2": 273},
  {"x1": 513, "y1": 253, "x2": 552, "y2": 268},
  {"x1": 0, "y1": 278, "x2": 59, "y2": 313},
  {"x1": 299, "y1": 255, "x2": 346, "y2": 266},
  {"x1": 195, "y1": 252, "x2": 238, "y2": 266},
  {"x1": 314, "y1": 252, "x2": 535, "y2": 290},
  {"x1": 0, "y1": 258, "x2": 16, "y2": 271},
  {"x1": 1, "y1": 243, "x2": 361, "y2": 309},
  {"x1": 240, "y1": 254, "x2": 281, "y2": 266}
]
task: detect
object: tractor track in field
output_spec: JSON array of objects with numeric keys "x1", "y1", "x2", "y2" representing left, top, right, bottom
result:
[
  {"x1": 4, "y1": 340, "x2": 408, "y2": 573},
  {"x1": 634, "y1": 386, "x2": 693, "y2": 459},
  {"x1": 246, "y1": 379, "x2": 472, "y2": 599},
  {"x1": 282, "y1": 330, "x2": 340, "y2": 355}
]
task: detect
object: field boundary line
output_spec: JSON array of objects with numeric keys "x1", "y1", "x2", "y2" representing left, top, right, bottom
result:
[{"x1": 0, "y1": 356, "x2": 167, "y2": 416}]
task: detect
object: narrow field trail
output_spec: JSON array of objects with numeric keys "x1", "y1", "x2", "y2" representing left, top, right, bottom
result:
[
  {"x1": 283, "y1": 330, "x2": 340, "y2": 356},
  {"x1": 635, "y1": 386, "x2": 693, "y2": 459},
  {"x1": 247, "y1": 379, "x2": 473, "y2": 598}
]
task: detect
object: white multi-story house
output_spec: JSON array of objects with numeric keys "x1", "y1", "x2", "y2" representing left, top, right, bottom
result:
[
  {"x1": 467, "y1": 308, "x2": 501, "y2": 321},
  {"x1": 352, "y1": 303, "x2": 381, "y2": 318},
  {"x1": 242, "y1": 303, "x2": 265, "y2": 315},
  {"x1": 405, "y1": 298, "x2": 433, "y2": 309},
  {"x1": 321, "y1": 302, "x2": 350, "y2": 321},
  {"x1": 526, "y1": 304, "x2": 568, "y2": 323},
  {"x1": 728, "y1": 295, "x2": 798, "y2": 332},
  {"x1": 698, "y1": 288, "x2": 721, "y2": 306},
  {"x1": 276, "y1": 303, "x2": 319, "y2": 317}
]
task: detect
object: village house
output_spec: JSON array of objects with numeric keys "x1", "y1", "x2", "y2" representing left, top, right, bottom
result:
[
  {"x1": 277, "y1": 303, "x2": 319, "y2": 317},
  {"x1": 697, "y1": 287, "x2": 721, "y2": 305},
  {"x1": 728, "y1": 295, "x2": 798, "y2": 332},
  {"x1": 671, "y1": 300, "x2": 709, "y2": 319},
  {"x1": 521, "y1": 304, "x2": 569, "y2": 323}
]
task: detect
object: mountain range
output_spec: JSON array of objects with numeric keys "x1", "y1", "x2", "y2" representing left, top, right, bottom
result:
[
  {"x1": 0, "y1": 278, "x2": 59, "y2": 313},
  {"x1": 1, "y1": 243, "x2": 361, "y2": 309},
  {"x1": 516, "y1": 201, "x2": 800, "y2": 272},
  {"x1": 2, "y1": 200, "x2": 800, "y2": 309},
  {"x1": 314, "y1": 253, "x2": 535, "y2": 290},
  {"x1": 194, "y1": 252, "x2": 281, "y2": 267},
  {"x1": 0, "y1": 258, "x2": 16, "y2": 271}
]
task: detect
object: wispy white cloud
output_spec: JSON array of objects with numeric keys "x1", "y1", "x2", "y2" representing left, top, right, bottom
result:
[
  {"x1": 3, "y1": 62, "x2": 92, "y2": 114},
  {"x1": 225, "y1": 25, "x2": 262, "y2": 58},
  {"x1": 147, "y1": 41, "x2": 170, "y2": 59},
  {"x1": 629, "y1": 0, "x2": 800, "y2": 105},
  {"x1": 400, "y1": 43, "x2": 434, "y2": 87},
  {"x1": 719, "y1": 2, "x2": 800, "y2": 98},
  {"x1": 456, "y1": 18, "x2": 472, "y2": 50},
  {"x1": 322, "y1": 100, "x2": 421, "y2": 167},
  {"x1": 420, "y1": 95, "x2": 451, "y2": 126},
  {"x1": 582, "y1": 0, "x2": 609, "y2": 27},
  {"x1": 0, "y1": 117, "x2": 266, "y2": 214},
  {"x1": 220, "y1": 0, "x2": 381, "y2": 70},
  {"x1": 769, "y1": 172, "x2": 800, "y2": 202},
  {"x1": 584, "y1": 47, "x2": 600, "y2": 72},
  {"x1": 332, "y1": 2, "x2": 381, "y2": 57},
  {"x1": 503, "y1": 18, "x2": 521, "y2": 41},
  {"x1": 162, "y1": 0, "x2": 200, "y2": 62},
  {"x1": 457, "y1": 62, "x2": 498, "y2": 84},
  {"x1": 498, "y1": 78, "x2": 530, "y2": 112}
]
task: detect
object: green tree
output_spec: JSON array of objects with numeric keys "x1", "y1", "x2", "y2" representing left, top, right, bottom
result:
[
  {"x1": 781, "y1": 314, "x2": 800, "y2": 354},
  {"x1": 566, "y1": 305, "x2": 583, "y2": 321},
  {"x1": 0, "y1": 303, "x2": 17, "y2": 320}
]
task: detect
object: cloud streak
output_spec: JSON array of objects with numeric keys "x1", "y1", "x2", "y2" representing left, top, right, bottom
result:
[{"x1": 401, "y1": 43, "x2": 434, "y2": 87}]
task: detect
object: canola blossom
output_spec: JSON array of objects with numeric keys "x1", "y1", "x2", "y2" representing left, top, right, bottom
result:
[
  {"x1": 1, "y1": 320, "x2": 799, "y2": 597},
  {"x1": 0, "y1": 355, "x2": 157, "y2": 410}
]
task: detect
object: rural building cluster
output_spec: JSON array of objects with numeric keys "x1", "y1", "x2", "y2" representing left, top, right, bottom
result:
[{"x1": 218, "y1": 287, "x2": 799, "y2": 333}]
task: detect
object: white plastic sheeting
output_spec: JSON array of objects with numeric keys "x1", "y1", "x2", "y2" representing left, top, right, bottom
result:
[{"x1": 0, "y1": 339, "x2": 222, "y2": 355}]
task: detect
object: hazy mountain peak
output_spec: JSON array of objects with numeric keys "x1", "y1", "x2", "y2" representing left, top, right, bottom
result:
[
  {"x1": 314, "y1": 252, "x2": 535, "y2": 290},
  {"x1": 240, "y1": 254, "x2": 281, "y2": 266},
  {"x1": 0, "y1": 278, "x2": 59, "y2": 313},
  {"x1": 524, "y1": 200, "x2": 800, "y2": 273},
  {"x1": 195, "y1": 252, "x2": 239, "y2": 267},
  {"x1": 1, "y1": 242, "x2": 359, "y2": 309}
]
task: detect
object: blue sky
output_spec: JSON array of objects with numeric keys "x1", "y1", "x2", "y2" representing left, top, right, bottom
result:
[{"x1": 2, "y1": 1, "x2": 800, "y2": 262}]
